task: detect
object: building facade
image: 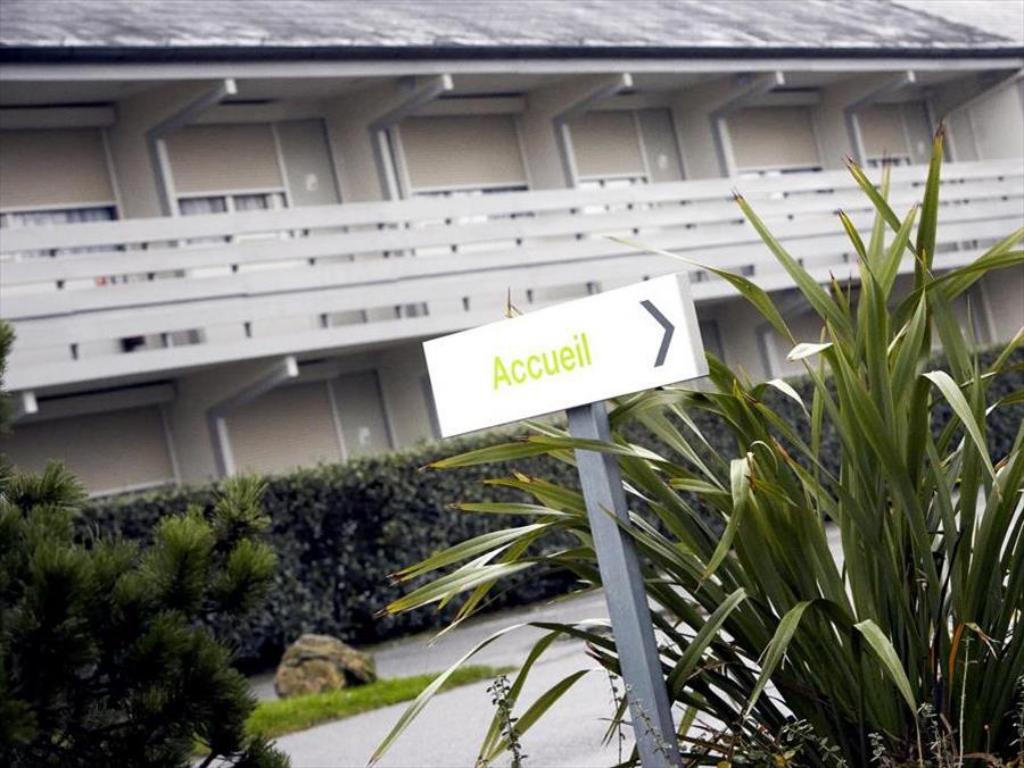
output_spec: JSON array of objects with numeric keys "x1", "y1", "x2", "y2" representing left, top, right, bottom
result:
[{"x1": 1, "y1": 0, "x2": 1022, "y2": 494}]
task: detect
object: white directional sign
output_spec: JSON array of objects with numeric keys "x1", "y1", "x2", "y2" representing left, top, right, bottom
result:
[
  {"x1": 424, "y1": 271, "x2": 705, "y2": 766},
  {"x1": 424, "y1": 272, "x2": 707, "y2": 436}
]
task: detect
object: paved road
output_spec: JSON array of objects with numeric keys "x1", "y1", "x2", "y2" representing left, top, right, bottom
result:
[{"x1": 266, "y1": 526, "x2": 844, "y2": 767}]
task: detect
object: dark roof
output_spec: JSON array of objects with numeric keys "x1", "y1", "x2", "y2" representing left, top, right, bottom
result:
[{"x1": 1, "y1": 0, "x2": 1021, "y2": 62}]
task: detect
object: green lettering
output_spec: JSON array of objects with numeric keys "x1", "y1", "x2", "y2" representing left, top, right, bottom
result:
[
  {"x1": 542, "y1": 351, "x2": 560, "y2": 375},
  {"x1": 492, "y1": 332, "x2": 593, "y2": 392},
  {"x1": 493, "y1": 356, "x2": 512, "y2": 389},
  {"x1": 559, "y1": 345, "x2": 576, "y2": 371},
  {"x1": 511, "y1": 359, "x2": 527, "y2": 384},
  {"x1": 527, "y1": 354, "x2": 543, "y2": 379}
]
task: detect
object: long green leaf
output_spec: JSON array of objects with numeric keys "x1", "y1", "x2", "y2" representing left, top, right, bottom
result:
[
  {"x1": 391, "y1": 523, "x2": 550, "y2": 581},
  {"x1": 734, "y1": 193, "x2": 851, "y2": 338},
  {"x1": 922, "y1": 370, "x2": 995, "y2": 480},
  {"x1": 853, "y1": 619, "x2": 918, "y2": 715},
  {"x1": 914, "y1": 126, "x2": 945, "y2": 276},
  {"x1": 701, "y1": 456, "x2": 752, "y2": 580},
  {"x1": 744, "y1": 600, "x2": 816, "y2": 717},
  {"x1": 478, "y1": 631, "x2": 561, "y2": 762},
  {"x1": 481, "y1": 669, "x2": 592, "y2": 763},
  {"x1": 427, "y1": 441, "x2": 554, "y2": 468},
  {"x1": 370, "y1": 623, "x2": 527, "y2": 765},
  {"x1": 666, "y1": 587, "x2": 748, "y2": 698}
]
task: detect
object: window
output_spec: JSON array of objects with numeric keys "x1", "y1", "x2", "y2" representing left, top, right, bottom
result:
[
  {"x1": 571, "y1": 109, "x2": 683, "y2": 212},
  {"x1": 168, "y1": 123, "x2": 291, "y2": 251},
  {"x1": 178, "y1": 191, "x2": 288, "y2": 246},
  {"x1": 401, "y1": 115, "x2": 530, "y2": 257},
  {"x1": 726, "y1": 107, "x2": 822, "y2": 175},
  {"x1": 0, "y1": 128, "x2": 116, "y2": 211},
  {"x1": 857, "y1": 105, "x2": 913, "y2": 167},
  {"x1": 570, "y1": 110, "x2": 647, "y2": 184},
  {"x1": 573, "y1": 113, "x2": 651, "y2": 214},
  {"x1": 399, "y1": 115, "x2": 528, "y2": 192},
  {"x1": 2, "y1": 405, "x2": 176, "y2": 496},
  {"x1": 0, "y1": 206, "x2": 123, "y2": 297},
  {"x1": 228, "y1": 382, "x2": 342, "y2": 474},
  {"x1": 0, "y1": 205, "x2": 117, "y2": 258},
  {"x1": 179, "y1": 191, "x2": 286, "y2": 217},
  {"x1": 413, "y1": 185, "x2": 530, "y2": 243},
  {"x1": 0, "y1": 128, "x2": 121, "y2": 273},
  {"x1": 165, "y1": 124, "x2": 284, "y2": 195}
]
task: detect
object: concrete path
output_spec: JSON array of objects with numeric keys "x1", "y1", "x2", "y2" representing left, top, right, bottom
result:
[
  {"x1": 268, "y1": 590, "x2": 627, "y2": 768},
  {"x1": 265, "y1": 525, "x2": 845, "y2": 767}
]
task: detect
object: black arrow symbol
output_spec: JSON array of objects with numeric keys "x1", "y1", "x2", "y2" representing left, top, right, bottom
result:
[{"x1": 641, "y1": 300, "x2": 674, "y2": 368}]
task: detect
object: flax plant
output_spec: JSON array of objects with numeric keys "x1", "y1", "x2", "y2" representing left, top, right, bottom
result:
[{"x1": 371, "y1": 130, "x2": 1024, "y2": 766}]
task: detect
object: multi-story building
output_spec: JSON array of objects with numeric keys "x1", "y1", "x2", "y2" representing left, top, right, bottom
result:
[{"x1": 1, "y1": 0, "x2": 1022, "y2": 495}]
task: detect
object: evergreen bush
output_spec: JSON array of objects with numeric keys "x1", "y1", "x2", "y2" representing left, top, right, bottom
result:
[{"x1": 0, "y1": 323, "x2": 289, "y2": 767}]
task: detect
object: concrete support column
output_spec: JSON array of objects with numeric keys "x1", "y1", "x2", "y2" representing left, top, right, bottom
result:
[
  {"x1": 368, "y1": 75, "x2": 452, "y2": 200},
  {"x1": 322, "y1": 81, "x2": 403, "y2": 203},
  {"x1": 812, "y1": 72, "x2": 916, "y2": 167},
  {"x1": 163, "y1": 357, "x2": 294, "y2": 482},
  {"x1": 669, "y1": 73, "x2": 783, "y2": 179},
  {"x1": 146, "y1": 79, "x2": 237, "y2": 215},
  {"x1": 323, "y1": 76, "x2": 450, "y2": 203},
  {"x1": 519, "y1": 73, "x2": 632, "y2": 190},
  {"x1": 206, "y1": 356, "x2": 298, "y2": 477},
  {"x1": 106, "y1": 81, "x2": 242, "y2": 219}
]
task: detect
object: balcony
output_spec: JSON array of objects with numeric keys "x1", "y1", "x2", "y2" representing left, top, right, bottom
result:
[{"x1": 2, "y1": 158, "x2": 1022, "y2": 392}]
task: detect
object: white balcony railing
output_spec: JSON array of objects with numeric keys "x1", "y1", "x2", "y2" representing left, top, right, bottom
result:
[{"x1": 2, "y1": 159, "x2": 1022, "y2": 391}]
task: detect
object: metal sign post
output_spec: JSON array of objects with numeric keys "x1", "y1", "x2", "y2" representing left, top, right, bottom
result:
[
  {"x1": 423, "y1": 272, "x2": 706, "y2": 766},
  {"x1": 567, "y1": 400, "x2": 680, "y2": 766}
]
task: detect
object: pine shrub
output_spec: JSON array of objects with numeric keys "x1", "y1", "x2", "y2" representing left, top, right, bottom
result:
[{"x1": 0, "y1": 323, "x2": 289, "y2": 768}]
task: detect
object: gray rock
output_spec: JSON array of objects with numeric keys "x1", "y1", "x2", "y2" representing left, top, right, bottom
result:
[{"x1": 274, "y1": 633, "x2": 377, "y2": 699}]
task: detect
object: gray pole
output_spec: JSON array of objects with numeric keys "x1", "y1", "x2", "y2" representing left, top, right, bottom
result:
[{"x1": 567, "y1": 401, "x2": 680, "y2": 768}]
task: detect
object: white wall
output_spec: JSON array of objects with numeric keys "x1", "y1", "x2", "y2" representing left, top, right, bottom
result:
[{"x1": 966, "y1": 81, "x2": 1024, "y2": 160}]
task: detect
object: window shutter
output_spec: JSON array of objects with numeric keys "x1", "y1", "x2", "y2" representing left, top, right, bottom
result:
[
  {"x1": 726, "y1": 107, "x2": 821, "y2": 170},
  {"x1": 0, "y1": 128, "x2": 115, "y2": 209},
  {"x1": 569, "y1": 110, "x2": 646, "y2": 178},
  {"x1": 858, "y1": 105, "x2": 909, "y2": 159},
  {"x1": 166, "y1": 124, "x2": 283, "y2": 194},
  {"x1": 228, "y1": 383, "x2": 341, "y2": 474},
  {"x1": 4, "y1": 407, "x2": 174, "y2": 494},
  {"x1": 400, "y1": 115, "x2": 527, "y2": 190}
]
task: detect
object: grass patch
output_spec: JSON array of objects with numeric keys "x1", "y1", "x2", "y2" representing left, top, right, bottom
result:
[{"x1": 247, "y1": 664, "x2": 510, "y2": 740}]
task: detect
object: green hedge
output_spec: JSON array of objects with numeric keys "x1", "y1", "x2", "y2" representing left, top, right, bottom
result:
[
  {"x1": 84, "y1": 348, "x2": 1022, "y2": 670},
  {"x1": 84, "y1": 432, "x2": 584, "y2": 671}
]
